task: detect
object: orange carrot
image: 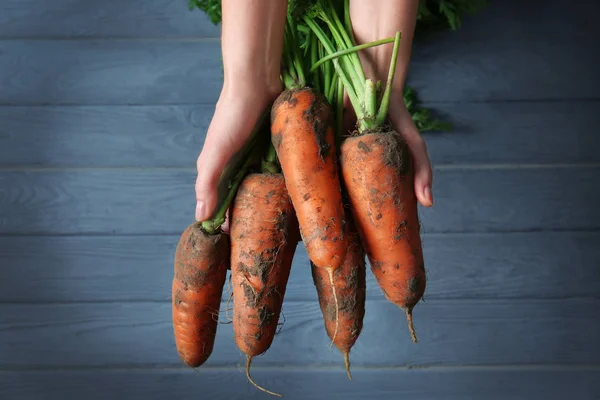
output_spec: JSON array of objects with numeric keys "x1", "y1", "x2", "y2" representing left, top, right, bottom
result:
[
  {"x1": 172, "y1": 222, "x2": 229, "y2": 367},
  {"x1": 270, "y1": 86, "x2": 350, "y2": 350},
  {"x1": 340, "y1": 132, "x2": 426, "y2": 342},
  {"x1": 230, "y1": 172, "x2": 300, "y2": 397},
  {"x1": 306, "y1": 12, "x2": 426, "y2": 341},
  {"x1": 270, "y1": 87, "x2": 348, "y2": 270},
  {"x1": 311, "y1": 213, "x2": 366, "y2": 379}
]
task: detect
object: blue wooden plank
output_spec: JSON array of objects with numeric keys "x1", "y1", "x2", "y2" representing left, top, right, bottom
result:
[
  {"x1": 0, "y1": 40, "x2": 223, "y2": 106},
  {"x1": 1, "y1": 368, "x2": 598, "y2": 400},
  {"x1": 0, "y1": 105, "x2": 210, "y2": 167},
  {"x1": 1, "y1": 232, "x2": 599, "y2": 303},
  {"x1": 0, "y1": 167, "x2": 598, "y2": 235},
  {"x1": 0, "y1": 300, "x2": 598, "y2": 368},
  {"x1": 0, "y1": 0, "x2": 220, "y2": 38},
  {"x1": 1, "y1": 8, "x2": 599, "y2": 106},
  {"x1": 409, "y1": 1, "x2": 600, "y2": 102},
  {"x1": 2, "y1": 102, "x2": 599, "y2": 167}
]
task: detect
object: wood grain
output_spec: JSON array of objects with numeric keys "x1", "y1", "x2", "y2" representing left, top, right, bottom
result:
[
  {"x1": 0, "y1": 105, "x2": 210, "y2": 167},
  {"x1": 0, "y1": 0, "x2": 220, "y2": 38},
  {"x1": 0, "y1": 300, "x2": 597, "y2": 367},
  {"x1": 2, "y1": 0, "x2": 599, "y2": 106},
  {"x1": 0, "y1": 167, "x2": 597, "y2": 235},
  {"x1": 1, "y1": 368, "x2": 598, "y2": 400},
  {"x1": 1, "y1": 232, "x2": 598, "y2": 303},
  {"x1": 409, "y1": 1, "x2": 600, "y2": 102},
  {"x1": 0, "y1": 40, "x2": 222, "y2": 106},
  {"x1": 2, "y1": 102, "x2": 599, "y2": 167}
]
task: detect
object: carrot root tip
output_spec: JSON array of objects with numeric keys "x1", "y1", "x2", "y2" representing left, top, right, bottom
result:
[
  {"x1": 406, "y1": 308, "x2": 418, "y2": 343},
  {"x1": 245, "y1": 355, "x2": 283, "y2": 398},
  {"x1": 327, "y1": 268, "x2": 340, "y2": 350},
  {"x1": 343, "y1": 351, "x2": 352, "y2": 380}
]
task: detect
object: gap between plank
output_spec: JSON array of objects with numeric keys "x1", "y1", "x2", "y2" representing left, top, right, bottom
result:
[{"x1": 0, "y1": 364, "x2": 598, "y2": 373}]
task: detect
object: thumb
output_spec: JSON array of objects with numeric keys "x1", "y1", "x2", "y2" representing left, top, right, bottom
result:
[
  {"x1": 195, "y1": 134, "x2": 233, "y2": 222},
  {"x1": 391, "y1": 106, "x2": 434, "y2": 208}
]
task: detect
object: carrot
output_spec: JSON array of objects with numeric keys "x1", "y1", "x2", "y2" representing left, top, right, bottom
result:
[
  {"x1": 172, "y1": 125, "x2": 266, "y2": 368},
  {"x1": 268, "y1": 8, "x2": 351, "y2": 352},
  {"x1": 270, "y1": 87, "x2": 348, "y2": 271},
  {"x1": 230, "y1": 171, "x2": 300, "y2": 397},
  {"x1": 172, "y1": 222, "x2": 229, "y2": 367},
  {"x1": 307, "y1": 1, "x2": 426, "y2": 342},
  {"x1": 341, "y1": 133, "x2": 425, "y2": 342},
  {"x1": 311, "y1": 213, "x2": 366, "y2": 379}
]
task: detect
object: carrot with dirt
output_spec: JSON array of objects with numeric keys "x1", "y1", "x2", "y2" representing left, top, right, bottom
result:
[
  {"x1": 172, "y1": 118, "x2": 268, "y2": 368},
  {"x1": 269, "y1": 4, "x2": 351, "y2": 354},
  {"x1": 306, "y1": 0, "x2": 426, "y2": 342},
  {"x1": 271, "y1": 5, "x2": 348, "y2": 272},
  {"x1": 311, "y1": 211, "x2": 365, "y2": 380},
  {"x1": 230, "y1": 143, "x2": 300, "y2": 398}
]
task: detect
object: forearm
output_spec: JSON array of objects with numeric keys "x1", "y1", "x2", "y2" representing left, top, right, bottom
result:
[
  {"x1": 350, "y1": 0, "x2": 419, "y2": 91},
  {"x1": 220, "y1": 0, "x2": 288, "y2": 99}
]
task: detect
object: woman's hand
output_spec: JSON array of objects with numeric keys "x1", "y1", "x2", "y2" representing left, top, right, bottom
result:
[
  {"x1": 194, "y1": 0, "x2": 287, "y2": 224},
  {"x1": 348, "y1": 0, "x2": 434, "y2": 207}
]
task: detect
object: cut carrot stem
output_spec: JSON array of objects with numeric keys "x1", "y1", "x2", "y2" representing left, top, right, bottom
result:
[
  {"x1": 375, "y1": 31, "x2": 402, "y2": 126},
  {"x1": 310, "y1": 36, "x2": 395, "y2": 72}
]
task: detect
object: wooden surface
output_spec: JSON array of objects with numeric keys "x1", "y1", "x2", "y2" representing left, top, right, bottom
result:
[
  {"x1": 2, "y1": 231, "x2": 598, "y2": 303},
  {"x1": 0, "y1": 300, "x2": 598, "y2": 368},
  {"x1": 0, "y1": 167, "x2": 598, "y2": 235},
  {"x1": 1, "y1": 368, "x2": 598, "y2": 400},
  {"x1": 1, "y1": 0, "x2": 599, "y2": 398},
  {"x1": 2, "y1": 102, "x2": 600, "y2": 167}
]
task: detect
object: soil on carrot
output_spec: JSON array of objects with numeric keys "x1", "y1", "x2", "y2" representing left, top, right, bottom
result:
[
  {"x1": 352, "y1": 130, "x2": 412, "y2": 175},
  {"x1": 174, "y1": 225, "x2": 228, "y2": 291},
  {"x1": 273, "y1": 87, "x2": 334, "y2": 162},
  {"x1": 302, "y1": 90, "x2": 333, "y2": 161}
]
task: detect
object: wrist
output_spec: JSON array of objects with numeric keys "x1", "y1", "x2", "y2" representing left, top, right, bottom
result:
[{"x1": 221, "y1": 74, "x2": 282, "y2": 105}]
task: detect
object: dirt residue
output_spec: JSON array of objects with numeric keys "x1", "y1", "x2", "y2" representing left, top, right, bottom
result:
[
  {"x1": 302, "y1": 89, "x2": 333, "y2": 162},
  {"x1": 357, "y1": 140, "x2": 371, "y2": 153},
  {"x1": 393, "y1": 220, "x2": 408, "y2": 242},
  {"x1": 371, "y1": 131, "x2": 412, "y2": 174}
]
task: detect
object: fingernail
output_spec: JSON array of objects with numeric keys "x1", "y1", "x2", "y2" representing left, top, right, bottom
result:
[
  {"x1": 424, "y1": 186, "x2": 433, "y2": 207},
  {"x1": 195, "y1": 201, "x2": 205, "y2": 221}
]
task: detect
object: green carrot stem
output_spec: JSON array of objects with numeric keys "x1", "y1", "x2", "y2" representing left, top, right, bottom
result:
[
  {"x1": 375, "y1": 31, "x2": 402, "y2": 126},
  {"x1": 303, "y1": 16, "x2": 361, "y2": 116},
  {"x1": 202, "y1": 144, "x2": 257, "y2": 234},
  {"x1": 343, "y1": 0, "x2": 354, "y2": 44},
  {"x1": 335, "y1": 76, "x2": 345, "y2": 145},
  {"x1": 327, "y1": 71, "x2": 338, "y2": 102},
  {"x1": 365, "y1": 79, "x2": 376, "y2": 118},
  {"x1": 201, "y1": 106, "x2": 270, "y2": 234},
  {"x1": 261, "y1": 143, "x2": 280, "y2": 174},
  {"x1": 310, "y1": 36, "x2": 395, "y2": 72},
  {"x1": 326, "y1": 0, "x2": 366, "y2": 83},
  {"x1": 311, "y1": 34, "x2": 321, "y2": 92}
]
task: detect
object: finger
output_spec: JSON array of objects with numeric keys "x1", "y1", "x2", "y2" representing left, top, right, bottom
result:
[
  {"x1": 392, "y1": 109, "x2": 434, "y2": 207},
  {"x1": 195, "y1": 103, "x2": 248, "y2": 221},
  {"x1": 195, "y1": 134, "x2": 233, "y2": 222}
]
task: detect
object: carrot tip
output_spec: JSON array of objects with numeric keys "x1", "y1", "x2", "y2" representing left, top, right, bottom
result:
[
  {"x1": 245, "y1": 355, "x2": 283, "y2": 398},
  {"x1": 343, "y1": 352, "x2": 352, "y2": 380},
  {"x1": 327, "y1": 268, "x2": 340, "y2": 350},
  {"x1": 406, "y1": 308, "x2": 418, "y2": 343}
]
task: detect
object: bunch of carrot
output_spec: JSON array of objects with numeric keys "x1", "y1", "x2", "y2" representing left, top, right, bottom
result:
[{"x1": 172, "y1": 0, "x2": 428, "y2": 396}]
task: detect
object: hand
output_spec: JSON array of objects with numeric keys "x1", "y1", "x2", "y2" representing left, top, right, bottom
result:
[
  {"x1": 342, "y1": 91, "x2": 433, "y2": 208},
  {"x1": 387, "y1": 94, "x2": 434, "y2": 207},
  {"x1": 194, "y1": 84, "x2": 281, "y2": 227},
  {"x1": 192, "y1": 0, "x2": 288, "y2": 226},
  {"x1": 348, "y1": 0, "x2": 433, "y2": 207}
]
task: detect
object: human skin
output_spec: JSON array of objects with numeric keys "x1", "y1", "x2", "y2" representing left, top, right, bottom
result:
[
  {"x1": 195, "y1": 0, "x2": 433, "y2": 224},
  {"x1": 194, "y1": 0, "x2": 287, "y2": 224},
  {"x1": 348, "y1": 0, "x2": 434, "y2": 207}
]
